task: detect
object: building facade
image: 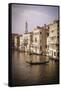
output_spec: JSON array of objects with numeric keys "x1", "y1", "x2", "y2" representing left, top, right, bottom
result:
[
  {"x1": 48, "y1": 20, "x2": 59, "y2": 59},
  {"x1": 19, "y1": 35, "x2": 25, "y2": 51},
  {"x1": 31, "y1": 25, "x2": 49, "y2": 55},
  {"x1": 23, "y1": 32, "x2": 33, "y2": 52},
  {"x1": 19, "y1": 32, "x2": 33, "y2": 52},
  {"x1": 11, "y1": 20, "x2": 59, "y2": 59},
  {"x1": 11, "y1": 34, "x2": 20, "y2": 49}
]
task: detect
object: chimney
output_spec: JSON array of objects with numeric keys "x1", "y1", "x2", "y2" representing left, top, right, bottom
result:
[{"x1": 44, "y1": 24, "x2": 46, "y2": 29}]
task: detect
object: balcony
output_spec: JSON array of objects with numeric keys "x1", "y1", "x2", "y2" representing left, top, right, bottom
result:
[{"x1": 49, "y1": 40, "x2": 59, "y2": 45}]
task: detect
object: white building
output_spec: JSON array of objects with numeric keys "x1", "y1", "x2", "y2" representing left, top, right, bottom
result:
[
  {"x1": 48, "y1": 20, "x2": 59, "y2": 59},
  {"x1": 31, "y1": 25, "x2": 49, "y2": 55},
  {"x1": 46, "y1": 37, "x2": 50, "y2": 56},
  {"x1": 23, "y1": 32, "x2": 33, "y2": 52},
  {"x1": 19, "y1": 32, "x2": 33, "y2": 52},
  {"x1": 19, "y1": 35, "x2": 25, "y2": 51},
  {"x1": 12, "y1": 34, "x2": 20, "y2": 49},
  {"x1": 31, "y1": 26, "x2": 42, "y2": 54}
]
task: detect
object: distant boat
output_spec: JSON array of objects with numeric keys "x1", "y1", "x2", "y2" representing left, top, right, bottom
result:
[
  {"x1": 29, "y1": 51, "x2": 43, "y2": 55},
  {"x1": 26, "y1": 60, "x2": 49, "y2": 65}
]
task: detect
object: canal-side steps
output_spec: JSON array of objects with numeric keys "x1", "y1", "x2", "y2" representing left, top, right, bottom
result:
[{"x1": 26, "y1": 60, "x2": 49, "y2": 65}]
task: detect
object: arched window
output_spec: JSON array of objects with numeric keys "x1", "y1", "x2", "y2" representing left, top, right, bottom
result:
[{"x1": 35, "y1": 38, "x2": 37, "y2": 42}]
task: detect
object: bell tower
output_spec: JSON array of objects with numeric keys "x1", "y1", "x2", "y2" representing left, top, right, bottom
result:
[{"x1": 25, "y1": 21, "x2": 28, "y2": 33}]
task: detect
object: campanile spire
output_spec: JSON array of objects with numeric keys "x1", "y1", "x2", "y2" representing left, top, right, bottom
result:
[{"x1": 25, "y1": 21, "x2": 28, "y2": 33}]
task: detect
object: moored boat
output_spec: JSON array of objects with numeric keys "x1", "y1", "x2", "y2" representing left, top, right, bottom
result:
[{"x1": 26, "y1": 60, "x2": 49, "y2": 65}]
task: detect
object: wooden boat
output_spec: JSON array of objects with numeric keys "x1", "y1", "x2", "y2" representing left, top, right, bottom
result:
[{"x1": 26, "y1": 60, "x2": 49, "y2": 65}]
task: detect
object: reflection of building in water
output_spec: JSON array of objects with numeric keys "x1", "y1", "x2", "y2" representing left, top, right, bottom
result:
[
  {"x1": 31, "y1": 25, "x2": 49, "y2": 55},
  {"x1": 47, "y1": 20, "x2": 59, "y2": 60}
]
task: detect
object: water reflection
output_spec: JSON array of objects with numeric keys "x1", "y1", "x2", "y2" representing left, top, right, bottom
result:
[{"x1": 12, "y1": 50, "x2": 59, "y2": 86}]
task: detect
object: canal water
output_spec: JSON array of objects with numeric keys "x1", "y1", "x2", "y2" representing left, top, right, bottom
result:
[{"x1": 11, "y1": 50, "x2": 59, "y2": 86}]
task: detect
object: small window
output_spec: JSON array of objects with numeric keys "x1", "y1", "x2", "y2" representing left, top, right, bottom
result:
[
  {"x1": 40, "y1": 46, "x2": 42, "y2": 50},
  {"x1": 54, "y1": 52, "x2": 56, "y2": 56},
  {"x1": 35, "y1": 38, "x2": 37, "y2": 42},
  {"x1": 47, "y1": 33, "x2": 49, "y2": 36},
  {"x1": 45, "y1": 45, "x2": 47, "y2": 48},
  {"x1": 51, "y1": 30, "x2": 54, "y2": 33},
  {"x1": 47, "y1": 45, "x2": 49, "y2": 49},
  {"x1": 57, "y1": 52, "x2": 59, "y2": 56},
  {"x1": 40, "y1": 32, "x2": 42, "y2": 34}
]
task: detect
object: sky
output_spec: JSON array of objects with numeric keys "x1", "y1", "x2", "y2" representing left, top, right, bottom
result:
[{"x1": 12, "y1": 4, "x2": 59, "y2": 34}]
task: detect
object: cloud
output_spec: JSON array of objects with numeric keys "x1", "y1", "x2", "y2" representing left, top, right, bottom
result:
[{"x1": 20, "y1": 10, "x2": 49, "y2": 19}]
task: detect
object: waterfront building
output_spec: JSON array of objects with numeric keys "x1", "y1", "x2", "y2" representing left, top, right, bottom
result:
[
  {"x1": 31, "y1": 25, "x2": 49, "y2": 55},
  {"x1": 19, "y1": 35, "x2": 25, "y2": 51},
  {"x1": 19, "y1": 21, "x2": 33, "y2": 52},
  {"x1": 11, "y1": 34, "x2": 15, "y2": 48},
  {"x1": 46, "y1": 37, "x2": 50, "y2": 56},
  {"x1": 48, "y1": 20, "x2": 59, "y2": 59},
  {"x1": 23, "y1": 32, "x2": 33, "y2": 52},
  {"x1": 11, "y1": 20, "x2": 59, "y2": 59},
  {"x1": 11, "y1": 33, "x2": 20, "y2": 49}
]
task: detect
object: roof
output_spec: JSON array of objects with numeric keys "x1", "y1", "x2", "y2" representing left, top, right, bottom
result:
[
  {"x1": 12, "y1": 33, "x2": 22, "y2": 37},
  {"x1": 33, "y1": 25, "x2": 49, "y2": 31},
  {"x1": 24, "y1": 32, "x2": 33, "y2": 34},
  {"x1": 48, "y1": 20, "x2": 59, "y2": 26}
]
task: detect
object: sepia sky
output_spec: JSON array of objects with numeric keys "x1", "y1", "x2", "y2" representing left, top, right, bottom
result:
[{"x1": 12, "y1": 4, "x2": 59, "y2": 34}]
